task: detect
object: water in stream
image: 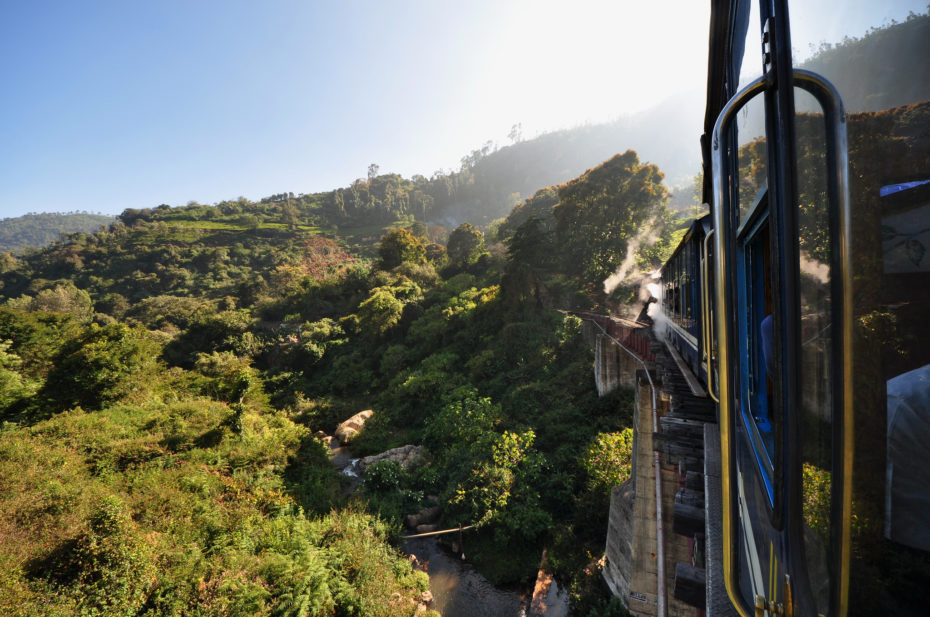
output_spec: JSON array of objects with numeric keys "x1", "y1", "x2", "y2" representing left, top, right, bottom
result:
[
  {"x1": 331, "y1": 442, "x2": 569, "y2": 616},
  {"x1": 403, "y1": 537, "x2": 529, "y2": 617}
]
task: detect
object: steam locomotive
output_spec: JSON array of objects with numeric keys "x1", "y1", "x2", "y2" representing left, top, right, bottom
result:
[{"x1": 658, "y1": 1, "x2": 930, "y2": 615}]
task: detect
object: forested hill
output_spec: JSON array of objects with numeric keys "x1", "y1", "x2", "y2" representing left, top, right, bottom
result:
[
  {"x1": 800, "y1": 10, "x2": 930, "y2": 112},
  {"x1": 124, "y1": 93, "x2": 697, "y2": 235},
  {"x1": 0, "y1": 150, "x2": 681, "y2": 616},
  {"x1": 424, "y1": 93, "x2": 703, "y2": 225},
  {"x1": 0, "y1": 212, "x2": 115, "y2": 254}
]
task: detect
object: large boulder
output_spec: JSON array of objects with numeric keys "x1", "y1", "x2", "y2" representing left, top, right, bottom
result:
[
  {"x1": 405, "y1": 505, "x2": 443, "y2": 529},
  {"x1": 358, "y1": 444, "x2": 426, "y2": 471},
  {"x1": 334, "y1": 409, "x2": 373, "y2": 443}
]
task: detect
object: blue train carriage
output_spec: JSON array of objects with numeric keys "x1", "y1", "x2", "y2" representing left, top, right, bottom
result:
[
  {"x1": 693, "y1": 1, "x2": 930, "y2": 616},
  {"x1": 661, "y1": 215, "x2": 712, "y2": 379}
]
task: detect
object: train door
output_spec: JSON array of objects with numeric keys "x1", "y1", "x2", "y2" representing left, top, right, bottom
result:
[
  {"x1": 784, "y1": 2, "x2": 930, "y2": 616},
  {"x1": 710, "y1": 0, "x2": 792, "y2": 613},
  {"x1": 708, "y1": 0, "x2": 835, "y2": 613},
  {"x1": 710, "y1": 1, "x2": 930, "y2": 616}
]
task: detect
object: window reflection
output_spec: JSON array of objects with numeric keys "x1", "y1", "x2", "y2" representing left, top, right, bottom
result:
[
  {"x1": 794, "y1": 88, "x2": 833, "y2": 617},
  {"x1": 788, "y1": 2, "x2": 930, "y2": 614}
]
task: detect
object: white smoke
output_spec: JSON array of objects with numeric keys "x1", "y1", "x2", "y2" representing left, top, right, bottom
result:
[
  {"x1": 646, "y1": 275, "x2": 670, "y2": 340},
  {"x1": 602, "y1": 215, "x2": 662, "y2": 295}
]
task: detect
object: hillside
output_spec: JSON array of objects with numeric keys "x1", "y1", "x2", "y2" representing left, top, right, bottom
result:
[
  {"x1": 0, "y1": 212, "x2": 115, "y2": 254},
  {"x1": 800, "y1": 12, "x2": 930, "y2": 112},
  {"x1": 0, "y1": 150, "x2": 680, "y2": 617}
]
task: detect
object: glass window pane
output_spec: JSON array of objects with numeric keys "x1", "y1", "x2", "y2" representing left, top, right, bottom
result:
[
  {"x1": 736, "y1": 95, "x2": 768, "y2": 226},
  {"x1": 794, "y1": 87, "x2": 833, "y2": 617}
]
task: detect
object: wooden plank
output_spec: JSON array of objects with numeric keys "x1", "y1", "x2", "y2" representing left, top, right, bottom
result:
[
  {"x1": 664, "y1": 339, "x2": 707, "y2": 397},
  {"x1": 673, "y1": 562, "x2": 707, "y2": 609},
  {"x1": 685, "y1": 470, "x2": 704, "y2": 491},
  {"x1": 675, "y1": 487, "x2": 704, "y2": 508},
  {"x1": 673, "y1": 502, "x2": 705, "y2": 536}
]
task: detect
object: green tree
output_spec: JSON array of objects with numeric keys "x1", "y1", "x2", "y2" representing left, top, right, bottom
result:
[
  {"x1": 31, "y1": 282, "x2": 94, "y2": 321},
  {"x1": 582, "y1": 429, "x2": 634, "y2": 495},
  {"x1": 357, "y1": 288, "x2": 404, "y2": 338},
  {"x1": 554, "y1": 150, "x2": 668, "y2": 283},
  {"x1": 446, "y1": 223, "x2": 487, "y2": 267},
  {"x1": 0, "y1": 339, "x2": 37, "y2": 412},
  {"x1": 378, "y1": 228, "x2": 426, "y2": 270},
  {"x1": 502, "y1": 217, "x2": 556, "y2": 307}
]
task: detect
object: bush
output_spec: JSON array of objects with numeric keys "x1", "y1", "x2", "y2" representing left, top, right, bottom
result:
[
  {"x1": 582, "y1": 429, "x2": 634, "y2": 495},
  {"x1": 43, "y1": 323, "x2": 160, "y2": 411},
  {"x1": 363, "y1": 460, "x2": 404, "y2": 492},
  {"x1": 71, "y1": 496, "x2": 157, "y2": 617}
]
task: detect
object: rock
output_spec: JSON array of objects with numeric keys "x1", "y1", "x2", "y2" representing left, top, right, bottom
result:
[
  {"x1": 406, "y1": 504, "x2": 443, "y2": 529},
  {"x1": 334, "y1": 410, "x2": 373, "y2": 443},
  {"x1": 358, "y1": 444, "x2": 426, "y2": 471},
  {"x1": 415, "y1": 523, "x2": 439, "y2": 534},
  {"x1": 420, "y1": 590, "x2": 433, "y2": 604}
]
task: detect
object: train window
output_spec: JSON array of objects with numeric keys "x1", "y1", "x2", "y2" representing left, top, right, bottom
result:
[
  {"x1": 793, "y1": 87, "x2": 834, "y2": 616},
  {"x1": 738, "y1": 214, "x2": 777, "y2": 483},
  {"x1": 736, "y1": 95, "x2": 768, "y2": 227}
]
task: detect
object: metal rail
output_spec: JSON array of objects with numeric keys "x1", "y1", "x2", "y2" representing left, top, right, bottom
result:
[{"x1": 402, "y1": 524, "x2": 474, "y2": 539}]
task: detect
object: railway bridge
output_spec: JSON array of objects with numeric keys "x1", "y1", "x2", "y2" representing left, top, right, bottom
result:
[{"x1": 576, "y1": 312, "x2": 732, "y2": 617}]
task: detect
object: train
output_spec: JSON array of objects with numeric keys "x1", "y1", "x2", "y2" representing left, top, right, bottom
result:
[{"x1": 656, "y1": 1, "x2": 930, "y2": 616}]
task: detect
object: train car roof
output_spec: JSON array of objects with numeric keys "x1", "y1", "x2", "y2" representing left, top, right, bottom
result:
[{"x1": 666, "y1": 213, "x2": 713, "y2": 264}]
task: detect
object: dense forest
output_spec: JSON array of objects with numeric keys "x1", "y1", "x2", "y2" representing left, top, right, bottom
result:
[
  {"x1": 0, "y1": 148, "x2": 684, "y2": 617},
  {"x1": 0, "y1": 212, "x2": 115, "y2": 254}
]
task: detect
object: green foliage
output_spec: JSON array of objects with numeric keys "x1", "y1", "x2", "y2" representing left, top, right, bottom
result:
[
  {"x1": 802, "y1": 462, "x2": 831, "y2": 542},
  {"x1": 0, "y1": 340, "x2": 38, "y2": 412},
  {"x1": 357, "y1": 288, "x2": 405, "y2": 338},
  {"x1": 582, "y1": 429, "x2": 634, "y2": 495},
  {"x1": 448, "y1": 429, "x2": 551, "y2": 541},
  {"x1": 363, "y1": 460, "x2": 404, "y2": 492},
  {"x1": 194, "y1": 351, "x2": 262, "y2": 405},
  {"x1": 70, "y1": 495, "x2": 157, "y2": 617},
  {"x1": 0, "y1": 212, "x2": 114, "y2": 254},
  {"x1": 6, "y1": 282, "x2": 94, "y2": 322},
  {"x1": 44, "y1": 323, "x2": 160, "y2": 411},
  {"x1": 387, "y1": 351, "x2": 464, "y2": 424},
  {"x1": 378, "y1": 228, "x2": 426, "y2": 270},
  {"x1": 0, "y1": 393, "x2": 425, "y2": 616},
  {"x1": 446, "y1": 223, "x2": 487, "y2": 267},
  {"x1": 124, "y1": 294, "x2": 213, "y2": 331},
  {"x1": 298, "y1": 318, "x2": 347, "y2": 365},
  {"x1": 554, "y1": 150, "x2": 669, "y2": 283},
  {"x1": 423, "y1": 387, "x2": 498, "y2": 456},
  {"x1": 163, "y1": 310, "x2": 255, "y2": 367}
]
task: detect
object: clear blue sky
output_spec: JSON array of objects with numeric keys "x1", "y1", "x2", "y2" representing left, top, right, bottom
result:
[{"x1": 0, "y1": 1, "x2": 923, "y2": 219}]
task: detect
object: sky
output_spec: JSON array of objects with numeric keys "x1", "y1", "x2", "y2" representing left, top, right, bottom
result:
[{"x1": 0, "y1": 0, "x2": 925, "y2": 219}]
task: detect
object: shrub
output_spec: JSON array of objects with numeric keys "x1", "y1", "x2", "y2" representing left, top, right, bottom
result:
[
  {"x1": 71, "y1": 496, "x2": 157, "y2": 617},
  {"x1": 582, "y1": 429, "x2": 634, "y2": 495},
  {"x1": 43, "y1": 323, "x2": 160, "y2": 410}
]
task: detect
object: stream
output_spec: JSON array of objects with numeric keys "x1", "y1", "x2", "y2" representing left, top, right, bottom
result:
[
  {"x1": 403, "y1": 536, "x2": 529, "y2": 617},
  {"x1": 331, "y1": 441, "x2": 569, "y2": 617}
]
